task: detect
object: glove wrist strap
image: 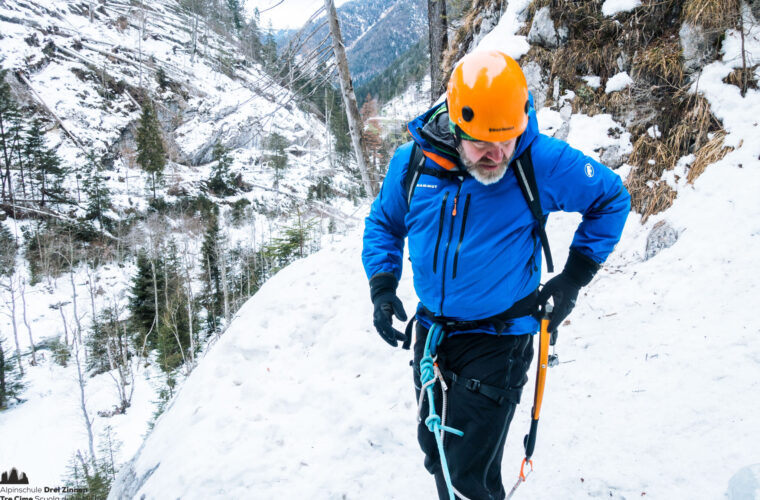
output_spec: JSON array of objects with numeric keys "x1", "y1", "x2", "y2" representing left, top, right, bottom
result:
[
  {"x1": 563, "y1": 250, "x2": 600, "y2": 287},
  {"x1": 369, "y1": 272, "x2": 399, "y2": 303}
]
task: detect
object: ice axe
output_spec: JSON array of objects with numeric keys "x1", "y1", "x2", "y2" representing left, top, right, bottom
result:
[{"x1": 507, "y1": 303, "x2": 557, "y2": 498}]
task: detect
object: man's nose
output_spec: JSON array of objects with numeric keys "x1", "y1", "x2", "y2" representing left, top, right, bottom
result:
[{"x1": 485, "y1": 146, "x2": 503, "y2": 163}]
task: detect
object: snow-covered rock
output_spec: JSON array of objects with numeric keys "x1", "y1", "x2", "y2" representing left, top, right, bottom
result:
[
  {"x1": 645, "y1": 220, "x2": 679, "y2": 260},
  {"x1": 528, "y1": 7, "x2": 560, "y2": 49},
  {"x1": 602, "y1": 0, "x2": 642, "y2": 17},
  {"x1": 605, "y1": 72, "x2": 634, "y2": 93},
  {"x1": 727, "y1": 464, "x2": 760, "y2": 500},
  {"x1": 680, "y1": 22, "x2": 719, "y2": 74}
]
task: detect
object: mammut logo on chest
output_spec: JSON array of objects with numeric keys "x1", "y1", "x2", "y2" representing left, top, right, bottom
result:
[{"x1": 416, "y1": 183, "x2": 438, "y2": 189}]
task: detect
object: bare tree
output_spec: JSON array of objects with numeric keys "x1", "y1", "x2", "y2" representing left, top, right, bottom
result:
[
  {"x1": 104, "y1": 297, "x2": 134, "y2": 412},
  {"x1": 57, "y1": 302, "x2": 70, "y2": 345},
  {"x1": 324, "y1": 0, "x2": 375, "y2": 197},
  {"x1": 19, "y1": 278, "x2": 36, "y2": 366},
  {"x1": 428, "y1": 0, "x2": 449, "y2": 103},
  {"x1": 72, "y1": 334, "x2": 97, "y2": 469}
]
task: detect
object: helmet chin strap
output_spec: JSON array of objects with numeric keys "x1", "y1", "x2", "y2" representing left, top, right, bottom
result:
[{"x1": 453, "y1": 124, "x2": 463, "y2": 148}]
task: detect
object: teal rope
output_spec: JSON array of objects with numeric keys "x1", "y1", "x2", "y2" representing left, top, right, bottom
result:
[{"x1": 420, "y1": 323, "x2": 464, "y2": 500}]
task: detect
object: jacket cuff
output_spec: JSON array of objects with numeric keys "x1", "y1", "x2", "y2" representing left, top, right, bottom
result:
[
  {"x1": 563, "y1": 250, "x2": 601, "y2": 287},
  {"x1": 369, "y1": 273, "x2": 398, "y2": 302}
]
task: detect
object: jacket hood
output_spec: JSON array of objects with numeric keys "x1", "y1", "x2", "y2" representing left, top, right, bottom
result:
[{"x1": 407, "y1": 93, "x2": 539, "y2": 171}]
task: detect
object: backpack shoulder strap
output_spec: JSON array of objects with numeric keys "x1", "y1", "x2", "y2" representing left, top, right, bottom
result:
[
  {"x1": 514, "y1": 147, "x2": 555, "y2": 273},
  {"x1": 404, "y1": 142, "x2": 427, "y2": 206}
]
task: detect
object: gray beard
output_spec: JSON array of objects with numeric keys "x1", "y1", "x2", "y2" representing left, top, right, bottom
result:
[{"x1": 457, "y1": 147, "x2": 510, "y2": 186}]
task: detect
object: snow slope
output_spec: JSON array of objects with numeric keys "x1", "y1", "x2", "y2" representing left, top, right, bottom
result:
[
  {"x1": 108, "y1": 147, "x2": 760, "y2": 498},
  {"x1": 108, "y1": 4, "x2": 760, "y2": 500}
]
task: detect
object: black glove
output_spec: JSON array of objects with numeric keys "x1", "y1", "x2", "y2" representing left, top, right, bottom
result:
[
  {"x1": 536, "y1": 250, "x2": 600, "y2": 332},
  {"x1": 369, "y1": 273, "x2": 408, "y2": 347}
]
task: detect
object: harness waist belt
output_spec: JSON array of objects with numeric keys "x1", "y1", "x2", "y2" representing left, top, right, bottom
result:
[{"x1": 420, "y1": 289, "x2": 538, "y2": 334}]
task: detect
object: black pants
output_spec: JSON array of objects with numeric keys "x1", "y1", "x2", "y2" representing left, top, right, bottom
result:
[{"x1": 413, "y1": 324, "x2": 534, "y2": 500}]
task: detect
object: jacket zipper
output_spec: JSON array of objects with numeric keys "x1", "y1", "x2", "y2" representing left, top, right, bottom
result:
[
  {"x1": 452, "y1": 194, "x2": 471, "y2": 279},
  {"x1": 432, "y1": 191, "x2": 449, "y2": 274},
  {"x1": 439, "y1": 180, "x2": 463, "y2": 314}
]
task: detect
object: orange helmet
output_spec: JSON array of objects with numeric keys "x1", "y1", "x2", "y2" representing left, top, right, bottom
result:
[{"x1": 447, "y1": 50, "x2": 529, "y2": 142}]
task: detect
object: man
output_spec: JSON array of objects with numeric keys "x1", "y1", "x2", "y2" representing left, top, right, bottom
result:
[{"x1": 362, "y1": 50, "x2": 630, "y2": 499}]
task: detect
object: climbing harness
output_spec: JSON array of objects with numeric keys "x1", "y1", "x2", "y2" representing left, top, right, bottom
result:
[
  {"x1": 506, "y1": 304, "x2": 556, "y2": 499},
  {"x1": 417, "y1": 322, "x2": 466, "y2": 500}
]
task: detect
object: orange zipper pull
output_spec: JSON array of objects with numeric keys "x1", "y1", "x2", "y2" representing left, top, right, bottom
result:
[{"x1": 452, "y1": 195, "x2": 458, "y2": 216}]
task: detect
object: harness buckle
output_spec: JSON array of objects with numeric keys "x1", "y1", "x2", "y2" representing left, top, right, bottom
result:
[{"x1": 465, "y1": 378, "x2": 481, "y2": 392}]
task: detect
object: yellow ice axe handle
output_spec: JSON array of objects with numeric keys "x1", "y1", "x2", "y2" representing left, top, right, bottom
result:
[{"x1": 523, "y1": 315, "x2": 551, "y2": 460}]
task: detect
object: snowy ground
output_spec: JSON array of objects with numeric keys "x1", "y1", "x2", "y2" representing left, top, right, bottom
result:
[
  {"x1": 4, "y1": 1, "x2": 760, "y2": 498},
  {"x1": 108, "y1": 4, "x2": 760, "y2": 499},
  {"x1": 108, "y1": 145, "x2": 760, "y2": 498}
]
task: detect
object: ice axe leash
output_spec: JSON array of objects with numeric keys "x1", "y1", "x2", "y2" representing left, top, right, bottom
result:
[{"x1": 507, "y1": 304, "x2": 557, "y2": 499}]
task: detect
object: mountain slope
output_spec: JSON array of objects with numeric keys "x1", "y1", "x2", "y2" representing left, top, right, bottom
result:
[{"x1": 294, "y1": 0, "x2": 427, "y2": 86}]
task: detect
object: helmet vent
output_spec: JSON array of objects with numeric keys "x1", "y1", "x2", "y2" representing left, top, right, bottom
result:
[{"x1": 462, "y1": 106, "x2": 474, "y2": 122}]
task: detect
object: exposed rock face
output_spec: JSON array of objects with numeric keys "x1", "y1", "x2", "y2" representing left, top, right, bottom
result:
[
  {"x1": 523, "y1": 61, "x2": 548, "y2": 111},
  {"x1": 600, "y1": 144, "x2": 628, "y2": 170},
  {"x1": 528, "y1": 7, "x2": 560, "y2": 48},
  {"x1": 645, "y1": 220, "x2": 679, "y2": 260},
  {"x1": 679, "y1": 22, "x2": 718, "y2": 74}
]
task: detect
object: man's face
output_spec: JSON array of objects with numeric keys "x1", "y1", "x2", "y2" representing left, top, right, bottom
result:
[{"x1": 457, "y1": 138, "x2": 517, "y2": 185}]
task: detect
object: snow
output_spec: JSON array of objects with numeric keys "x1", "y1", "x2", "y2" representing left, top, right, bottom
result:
[
  {"x1": 109, "y1": 2, "x2": 760, "y2": 498},
  {"x1": 476, "y1": 0, "x2": 532, "y2": 60},
  {"x1": 582, "y1": 76, "x2": 602, "y2": 89},
  {"x1": 605, "y1": 71, "x2": 634, "y2": 93},
  {"x1": 566, "y1": 113, "x2": 632, "y2": 164},
  {"x1": 3, "y1": 0, "x2": 760, "y2": 498},
  {"x1": 601, "y1": 0, "x2": 642, "y2": 17},
  {"x1": 111, "y1": 147, "x2": 760, "y2": 498}
]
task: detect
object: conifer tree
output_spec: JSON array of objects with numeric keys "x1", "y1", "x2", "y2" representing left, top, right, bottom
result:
[
  {"x1": 207, "y1": 142, "x2": 236, "y2": 196},
  {"x1": 0, "y1": 335, "x2": 25, "y2": 409},
  {"x1": 82, "y1": 152, "x2": 112, "y2": 231},
  {"x1": 135, "y1": 100, "x2": 165, "y2": 200},
  {"x1": 243, "y1": 9, "x2": 263, "y2": 62},
  {"x1": 264, "y1": 132, "x2": 289, "y2": 187},
  {"x1": 227, "y1": 0, "x2": 243, "y2": 31},
  {"x1": 0, "y1": 69, "x2": 23, "y2": 204},
  {"x1": 23, "y1": 119, "x2": 66, "y2": 208},
  {"x1": 200, "y1": 209, "x2": 224, "y2": 333},
  {"x1": 128, "y1": 249, "x2": 165, "y2": 351},
  {"x1": 156, "y1": 239, "x2": 194, "y2": 371},
  {"x1": 262, "y1": 24, "x2": 278, "y2": 69},
  {"x1": 86, "y1": 305, "x2": 125, "y2": 376},
  {"x1": 0, "y1": 224, "x2": 15, "y2": 277}
]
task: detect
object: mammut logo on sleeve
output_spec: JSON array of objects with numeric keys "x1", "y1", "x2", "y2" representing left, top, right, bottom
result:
[{"x1": 584, "y1": 163, "x2": 595, "y2": 178}]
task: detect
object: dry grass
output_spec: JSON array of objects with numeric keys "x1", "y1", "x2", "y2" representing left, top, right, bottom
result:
[
  {"x1": 633, "y1": 39, "x2": 685, "y2": 87},
  {"x1": 626, "y1": 175, "x2": 678, "y2": 223},
  {"x1": 682, "y1": 0, "x2": 740, "y2": 31},
  {"x1": 723, "y1": 65, "x2": 760, "y2": 91},
  {"x1": 629, "y1": 135, "x2": 678, "y2": 178},
  {"x1": 687, "y1": 130, "x2": 733, "y2": 183}
]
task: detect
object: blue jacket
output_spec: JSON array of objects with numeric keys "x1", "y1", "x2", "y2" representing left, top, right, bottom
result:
[{"x1": 362, "y1": 99, "x2": 630, "y2": 335}]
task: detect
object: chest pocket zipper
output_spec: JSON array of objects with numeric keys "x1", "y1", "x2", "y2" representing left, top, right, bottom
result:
[
  {"x1": 432, "y1": 191, "x2": 449, "y2": 274},
  {"x1": 452, "y1": 194, "x2": 471, "y2": 279}
]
